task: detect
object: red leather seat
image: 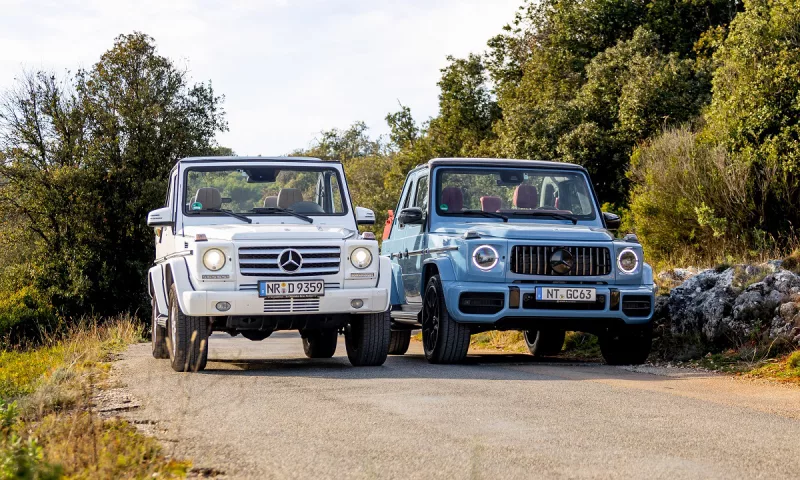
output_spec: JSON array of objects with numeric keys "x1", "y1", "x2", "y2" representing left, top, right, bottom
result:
[
  {"x1": 513, "y1": 185, "x2": 538, "y2": 209},
  {"x1": 480, "y1": 196, "x2": 502, "y2": 212},
  {"x1": 441, "y1": 187, "x2": 464, "y2": 212}
]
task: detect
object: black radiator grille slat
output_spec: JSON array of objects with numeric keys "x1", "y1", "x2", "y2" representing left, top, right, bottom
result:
[{"x1": 509, "y1": 246, "x2": 611, "y2": 277}]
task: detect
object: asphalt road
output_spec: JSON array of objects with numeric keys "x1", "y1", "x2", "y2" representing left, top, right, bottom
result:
[{"x1": 116, "y1": 332, "x2": 800, "y2": 479}]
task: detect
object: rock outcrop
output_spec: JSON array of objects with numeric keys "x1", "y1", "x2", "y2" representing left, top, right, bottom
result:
[{"x1": 655, "y1": 264, "x2": 800, "y2": 350}]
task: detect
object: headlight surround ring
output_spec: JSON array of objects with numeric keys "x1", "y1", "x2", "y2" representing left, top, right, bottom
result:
[
  {"x1": 350, "y1": 247, "x2": 373, "y2": 269},
  {"x1": 617, "y1": 248, "x2": 639, "y2": 274},
  {"x1": 472, "y1": 245, "x2": 499, "y2": 271},
  {"x1": 203, "y1": 248, "x2": 226, "y2": 271}
]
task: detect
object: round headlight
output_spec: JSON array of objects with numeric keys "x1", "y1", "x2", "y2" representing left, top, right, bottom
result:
[
  {"x1": 350, "y1": 247, "x2": 373, "y2": 269},
  {"x1": 472, "y1": 245, "x2": 499, "y2": 271},
  {"x1": 617, "y1": 248, "x2": 639, "y2": 274},
  {"x1": 203, "y1": 248, "x2": 226, "y2": 271}
]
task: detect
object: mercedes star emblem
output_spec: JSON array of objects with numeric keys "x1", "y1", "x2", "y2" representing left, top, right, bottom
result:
[
  {"x1": 549, "y1": 248, "x2": 574, "y2": 275},
  {"x1": 278, "y1": 249, "x2": 303, "y2": 273}
]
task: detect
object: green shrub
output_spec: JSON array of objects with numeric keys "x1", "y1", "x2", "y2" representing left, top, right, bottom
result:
[
  {"x1": 0, "y1": 288, "x2": 57, "y2": 349},
  {"x1": 0, "y1": 400, "x2": 63, "y2": 480}
]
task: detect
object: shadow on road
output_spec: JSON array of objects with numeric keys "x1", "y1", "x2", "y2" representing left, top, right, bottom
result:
[{"x1": 199, "y1": 353, "x2": 684, "y2": 383}]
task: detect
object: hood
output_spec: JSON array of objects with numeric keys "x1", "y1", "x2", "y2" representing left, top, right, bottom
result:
[
  {"x1": 182, "y1": 224, "x2": 355, "y2": 241},
  {"x1": 432, "y1": 222, "x2": 613, "y2": 242}
]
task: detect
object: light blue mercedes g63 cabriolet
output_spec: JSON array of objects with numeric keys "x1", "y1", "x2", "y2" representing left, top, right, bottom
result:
[{"x1": 381, "y1": 158, "x2": 655, "y2": 365}]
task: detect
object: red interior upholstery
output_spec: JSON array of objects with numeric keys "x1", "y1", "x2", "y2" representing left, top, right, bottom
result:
[
  {"x1": 480, "y1": 196, "x2": 502, "y2": 212},
  {"x1": 383, "y1": 210, "x2": 394, "y2": 240},
  {"x1": 441, "y1": 187, "x2": 464, "y2": 212},
  {"x1": 513, "y1": 184, "x2": 538, "y2": 209}
]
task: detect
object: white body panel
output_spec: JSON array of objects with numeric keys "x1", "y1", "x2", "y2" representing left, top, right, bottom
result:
[{"x1": 147, "y1": 157, "x2": 389, "y2": 320}]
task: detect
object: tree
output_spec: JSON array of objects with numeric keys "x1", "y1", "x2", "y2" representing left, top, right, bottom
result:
[
  {"x1": 489, "y1": 0, "x2": 739, "y2": 204},
  {"x1": 385, "y1": 103, "x2": 418, "y2": 151},
  {"x1": 0, "y1": 32, "x2": 227, "y2": 320}
]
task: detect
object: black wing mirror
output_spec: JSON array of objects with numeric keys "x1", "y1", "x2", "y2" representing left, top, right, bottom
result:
[
  {"x1": 398, "y1": 207, "x2": 424, "y2": 226},
  {"x1": 603, "y1": 212, "x2": 621, "y2": 230}
]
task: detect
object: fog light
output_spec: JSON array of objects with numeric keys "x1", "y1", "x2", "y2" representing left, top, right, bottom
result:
[
  {"x1": 215, "y1": 301, "x2": 231, "y2": 312},
  {"x1": 350, "y1": 299, "x2": 364, "y2": 309}
]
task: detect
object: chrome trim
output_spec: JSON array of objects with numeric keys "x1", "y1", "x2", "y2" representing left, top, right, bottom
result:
[
  {"x1": 406, "y1": 246, "x2": 459, "y2": 257},
  {"x1": 154, "y1": 250, "x2": 193, "y2": 265}
]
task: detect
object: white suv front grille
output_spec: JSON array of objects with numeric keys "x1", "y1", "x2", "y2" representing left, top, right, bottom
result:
[
  {"x1": 238, "y1": 246, "x2": 341, "y2": 277},
  {"x1": 263, "y1": 298, "x2": 321, "y2": 313}
]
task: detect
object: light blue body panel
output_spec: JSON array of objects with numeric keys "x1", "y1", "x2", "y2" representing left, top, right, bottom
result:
[
  {"x1": 441, "y1": 282, "x2": 654, "y2": 324},
  {"x1": 382, "y1": 160, "x2": 655, "y2": 329}
]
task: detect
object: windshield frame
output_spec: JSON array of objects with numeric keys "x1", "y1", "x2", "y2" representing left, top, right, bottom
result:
[
  {"x1": 433, "y1": 166, "x2": 600, "y2": 223},
  {"x1": 181, "y1": 164, "x2": 350, "y2": 218}
]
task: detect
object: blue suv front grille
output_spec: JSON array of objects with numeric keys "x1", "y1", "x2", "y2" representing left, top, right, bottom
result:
[{"x1": 510, "y1": 245, "x2": 612, "y2": 276}]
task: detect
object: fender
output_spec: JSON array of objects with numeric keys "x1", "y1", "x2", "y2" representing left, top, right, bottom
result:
[
  {"x1": 421, "y1": 255, "x2": 457, "y2": 288},
  {"x1": 377, "y1": 256, "x2": 393, "y2": 311},
  {"x1": 389, "y1": 261, "x2": 405, "y2": 306},
  {"x1": 148, "y1": 265, "x2": 169, "y2": 317},
  {"x1": 642, "y1": 263, "x2": 654, "y2": 286},
  {"x1": 157, "y1": 257, "x2": 197, "y2": 315}
]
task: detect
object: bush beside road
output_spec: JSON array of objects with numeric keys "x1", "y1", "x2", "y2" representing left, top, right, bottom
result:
[{"x1": 0, "y1": 317, "x2": 189, "y2": 479}]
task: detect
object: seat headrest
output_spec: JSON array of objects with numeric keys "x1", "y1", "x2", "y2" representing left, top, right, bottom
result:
[
  {"x1": 441, "y1": 187, "x2": 464, "y2": 212},
  {"x1": 263, "y1": 196, "x2": 278, "y2": 208},
  {"x1": 277, "y1": 188, "x2": 303, "y2": 209},
  {"x1": 513, "y1": 184, "x2": 538, "y2": 209},
  {"x1": 480, "y1": 196, "x2": 502, "y2": 213},
  {"x1": 194, "y1": 187, "x2": 222, "y2": 211}
]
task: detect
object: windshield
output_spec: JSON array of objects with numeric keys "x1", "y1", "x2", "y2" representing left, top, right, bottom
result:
[
  {"x1": 183, "y1": 165, "x2": 347, "y2": 216},
  {"x1": 435, "y1": 167, "x2": 597, "y2": 221}
]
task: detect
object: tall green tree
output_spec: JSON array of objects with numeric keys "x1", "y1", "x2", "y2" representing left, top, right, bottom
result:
[{"x1": 0, "y1": 32, "x2": 226, "y2": 319}]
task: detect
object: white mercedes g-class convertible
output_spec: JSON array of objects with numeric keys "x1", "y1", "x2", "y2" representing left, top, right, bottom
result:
[{"x1": 146, "y1": 156, "x2": 392, "y2": 372}]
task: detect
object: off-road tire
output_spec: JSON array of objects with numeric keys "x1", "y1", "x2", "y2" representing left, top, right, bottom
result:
[
  {"x1": 168, "y1": 284, "x2": 209, "y2": 372},
  {"x1": 151, "y1": 296, "x2": 169, "y2": 359},
  {"x1": 523, "y1": 329, "x2": 565, "y2": 357},
  {"x1": 302, "y1": 329, "x2": 338, "y2": 358},
  {"x1": 388, "y1": 330, "x2": 411, "y2": 355},
  {"x1": 345, "y1": 311, "x2": 390, "y2": 366},
  {"x1": 599, "y1": 324, "x2": 652, "y2": 365},
  {"x1": 422, "y1": 275, "x2": 471, "y2": 364}
]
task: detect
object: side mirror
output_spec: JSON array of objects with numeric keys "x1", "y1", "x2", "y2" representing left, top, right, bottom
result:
[
  {"x1": 398, "y1": 207, "x2": 424, "y2": 226},
  {"x1": 603, "y1": 212, "x2": 621, "y2": 230},
  {"x1": 355, "y1": 206, "x2": 376, "y2": 225},
  {"x1": 147, "y1": 207, "x2": 175, "y2": 227}
]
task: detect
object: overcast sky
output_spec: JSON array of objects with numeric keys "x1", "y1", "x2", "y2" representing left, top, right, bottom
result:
[{"x1": 0, "y1": 0, "x2": 521, "y2": 155}]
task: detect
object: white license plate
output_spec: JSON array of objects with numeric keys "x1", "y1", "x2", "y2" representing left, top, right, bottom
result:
[
  {"x1": 258, "y1": 280, "x2": 324, "y2": 298},
  {"x1": 536, "y1": 287, "x2": 596, "y2": 302}
]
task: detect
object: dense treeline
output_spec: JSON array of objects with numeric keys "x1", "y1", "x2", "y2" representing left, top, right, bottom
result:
[
  {"x1": 300, "y1": 0, "x2": 800, "y2": 265},
  {"x1": 0, "y1": 33, "x2": 226, "y2": 344},
  {"x1": 1, "y1": 0, "x2": 799, "y2": 344}
]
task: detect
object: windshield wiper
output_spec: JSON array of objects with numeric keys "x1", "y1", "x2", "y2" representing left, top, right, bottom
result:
[
  {"x1": 508, "y1": 211, "x2": 578, "y2": 225},
  {"x1": 200, "y1": 208, "x2": 253, "y2": 224},
  {"x1": 250, "y1": 207, "x2": 314, "y2": 224},
  {"x1": 459, "y1": 209, "x2": 509, "y2": 222}
]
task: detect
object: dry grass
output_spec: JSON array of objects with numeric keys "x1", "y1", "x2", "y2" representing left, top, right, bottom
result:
[
  {"x1": 746, "y1": 350, "x2": 800, "y2": 383},
  {"x1": 470, "y1": 331, "x2": 528, "y2": 353},
  {"x1": 1, "y1": 316, "x2": 190, "y2": 479}
]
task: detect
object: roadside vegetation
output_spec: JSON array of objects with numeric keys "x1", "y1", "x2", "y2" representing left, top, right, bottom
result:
[
  {"x1": 1, "y1": 4, "x2": 799, "y2": 474},
  {"x1": 0, "y1": 317, "x2": 189, "y2": 479}
]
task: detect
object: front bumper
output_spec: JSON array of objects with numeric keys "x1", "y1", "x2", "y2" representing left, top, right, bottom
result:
[
  {"x1": 442, "y1": 282, "x2": 654, "y2": 326},
  {"x1": 180, "y1": 287, "x2": 390, "y2": 317}
]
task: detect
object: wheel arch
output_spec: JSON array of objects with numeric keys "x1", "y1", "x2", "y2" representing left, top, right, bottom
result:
[{"x1": 421, "y1": 256, "x2": 455, "y2": 291}]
